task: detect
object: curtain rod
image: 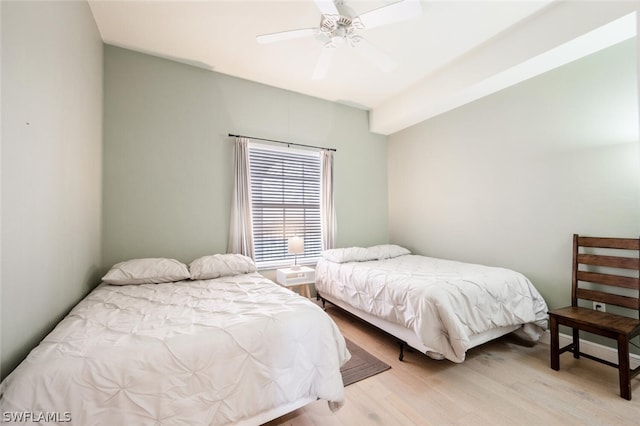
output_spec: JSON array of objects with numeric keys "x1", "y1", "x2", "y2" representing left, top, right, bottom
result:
[{"x1": 228, "y1": 133, "x2": 337, "y2": 152}]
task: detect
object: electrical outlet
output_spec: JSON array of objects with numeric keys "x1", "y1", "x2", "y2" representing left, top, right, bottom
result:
[{"x1": 593, "y1": 302, "x2": 606, "y2": 312}]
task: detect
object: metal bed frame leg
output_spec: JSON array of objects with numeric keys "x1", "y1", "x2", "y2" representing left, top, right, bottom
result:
[{"x1": 316, "y1": 294, "x2": 327, "y2": 310}]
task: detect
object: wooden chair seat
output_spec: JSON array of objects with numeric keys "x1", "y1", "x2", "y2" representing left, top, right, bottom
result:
[
  {"x1": 549, "y1": 306, "x2": 640, "y2": 337},
  {"x1": 548, "y1": 234, "x2": 640, "y2": 400}
]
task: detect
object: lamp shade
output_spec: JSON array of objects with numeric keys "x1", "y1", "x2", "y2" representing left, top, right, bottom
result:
[{"x1": 288, "y1": 236, "x2": 304, "y2": 255}]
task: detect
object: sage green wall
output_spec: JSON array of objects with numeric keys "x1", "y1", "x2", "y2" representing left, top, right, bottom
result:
[
  {"x1": 388, "y1": 39, "x2": 639, "y2": 314},
  {"x1": 103, "y1": 46, "x2": 388, "y2": 268},
  {"x1": 1, "y1": 1, "x2": 103, "y2": 378}
]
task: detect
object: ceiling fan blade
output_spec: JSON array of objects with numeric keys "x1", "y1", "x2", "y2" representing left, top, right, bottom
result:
[
  {"x1": 357, "y1": 0, "x2": 422, "y2": 30},
  {"x1": 353, "y1": 38, "x2": 396, "y2": 73},
  {"x1": 256, "y1": 28, "x2": 317, "y2": 44},
  {"x1": 314, "y1": 0, "x2": 339, "y2": 16},
  {"x1": 312, "y1": 47, "x2": 335, "y2": 80}
]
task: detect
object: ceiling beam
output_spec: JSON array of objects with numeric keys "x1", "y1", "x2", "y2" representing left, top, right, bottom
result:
[{"x1": 370, "y1": 1, "x2": 639, "y2": 136}]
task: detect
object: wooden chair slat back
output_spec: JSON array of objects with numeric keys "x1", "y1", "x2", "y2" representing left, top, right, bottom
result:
[
  {"x1": 576, "y1": 271, "x2": 639, "y2": 290},
  {"x1": 575, "y1": 288, "x2": 640, "y2": 310},
  {"x1": 571, "y1": 234, "x2": 640, "y2": 315},
  {"x1": 577, "y1": 254, "x2": 639, "y2": 270},
  {"x1": 578, "y1": 237, "x2": 640, "y2": 250}
]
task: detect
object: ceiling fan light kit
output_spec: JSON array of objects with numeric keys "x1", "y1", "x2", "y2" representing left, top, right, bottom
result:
[
  {"x1": 319, "y1": 14, "x2": 363, "y2": 47},
  {"x1": 256, "y1": 0, "x2": 422, "y2": 79}
]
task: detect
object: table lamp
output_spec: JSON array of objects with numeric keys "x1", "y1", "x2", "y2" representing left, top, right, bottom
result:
[{"x1": 288, "y1": 236, "x2": 304, "y2": 269}]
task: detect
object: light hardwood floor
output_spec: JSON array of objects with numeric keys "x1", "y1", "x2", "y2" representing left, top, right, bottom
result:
[{"x1": 265, "y1": 304, "x2": 639, "y2": 426}]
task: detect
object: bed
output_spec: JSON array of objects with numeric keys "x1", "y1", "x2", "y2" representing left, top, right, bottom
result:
[
  {"x1": 0, "y1": 255, "x2": 350, "y2": 425},
  {"x1": 315, "y1": 245, "x2": 548, "y2": 363}
]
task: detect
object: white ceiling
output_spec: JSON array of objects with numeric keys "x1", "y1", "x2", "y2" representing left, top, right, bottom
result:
[{"x1": 88, "y1": 0, "x2": 638, "y2": 135}]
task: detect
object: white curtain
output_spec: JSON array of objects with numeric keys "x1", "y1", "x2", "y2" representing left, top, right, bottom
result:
[
  {"x1": 227, "y1": 137, "x2": 254, "y2": 257},
  {"x1": 320, "y1": 150, "x2": 337, "y2": 250}
]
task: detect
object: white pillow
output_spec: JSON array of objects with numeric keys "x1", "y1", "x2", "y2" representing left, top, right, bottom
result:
[
  {"x1": 102, "y1": 258, "x2": 190, "y2": 285},
  {"x1": 367, "y1": 244, "x2": 411, "y2": 260},
  {"x1": 322, "y1": 245, "x2": 411, "y2": 263},
  {"x1": 189, "y1": 253, "x2": 257, "y2": 280},
  {"x1": 322, "y1": 247, "x2": 371, "y2": 263}
]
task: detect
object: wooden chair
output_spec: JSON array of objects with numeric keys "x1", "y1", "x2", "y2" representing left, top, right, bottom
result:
[{"x1": 548, "y1": 234, "x2": 640, "y2": 400}]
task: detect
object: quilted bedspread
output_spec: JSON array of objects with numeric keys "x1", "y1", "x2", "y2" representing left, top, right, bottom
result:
[
  {"x1": 316, "y1": 254, "x2": 548, "y2": 363},
  {"x1": 0, "y1": 273, "x2": 349, "y2": 425}
]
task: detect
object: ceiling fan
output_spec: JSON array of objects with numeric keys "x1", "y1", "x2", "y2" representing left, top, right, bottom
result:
[{"x1": 256, "y1": 0, "x2": 423, "y2": 80}]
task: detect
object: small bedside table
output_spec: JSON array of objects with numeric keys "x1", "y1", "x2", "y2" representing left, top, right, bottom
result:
[{"x1": 276, "y1": 266, "x2": 315, "y2": 298}]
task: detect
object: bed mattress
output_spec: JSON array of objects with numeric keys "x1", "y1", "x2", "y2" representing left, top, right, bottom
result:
[
  {"x1": 0, "y1": 272, "x2": 349, "y2": 425},
  {"x1": 316, "y1": 254, "x2": 548, "y2": 363}
]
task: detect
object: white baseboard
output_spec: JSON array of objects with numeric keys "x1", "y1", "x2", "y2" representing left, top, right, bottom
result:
[{"x1": 540, "y1": 330, "x2": 640, "y2": 366}]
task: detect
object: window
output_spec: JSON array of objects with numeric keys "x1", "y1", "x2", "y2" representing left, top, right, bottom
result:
[{"x1": 248, "y1": 143, "x2": 322, "y2": 268}]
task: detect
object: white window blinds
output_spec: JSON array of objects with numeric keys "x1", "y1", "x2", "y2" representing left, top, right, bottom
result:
[{"x1": 248, "y1": 144, "x2": 322, "y2": 267}]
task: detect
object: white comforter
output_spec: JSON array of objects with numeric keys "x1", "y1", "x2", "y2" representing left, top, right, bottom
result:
[
  {"x1": 316, "y1": 255, "x2": 548, "y2": 363},
  {"x1": 0, "y1": 273, "x2": 349, "y2": 425}
]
